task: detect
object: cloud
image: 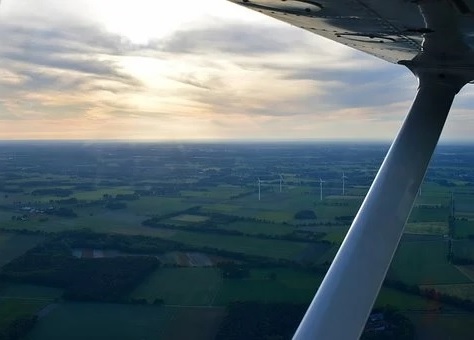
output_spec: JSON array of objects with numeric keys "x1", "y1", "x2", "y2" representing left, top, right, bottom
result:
[
  {"x1": 0, "y1": 0, "x2": 472, "y2": 141},
  {"x1": 0, "y1": 22, "x2": 146, "y2": 121},
  {"x1": 0, "y1": 23, "x2": 139, "y2": 83},
  {"x1": 159, "y1": 22, "x2": 305, "y2": 55}
]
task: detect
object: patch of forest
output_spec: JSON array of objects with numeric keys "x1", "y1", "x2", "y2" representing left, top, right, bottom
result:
[{"x1": 0, "y1": 242, "x2": 159, "y2": 303}]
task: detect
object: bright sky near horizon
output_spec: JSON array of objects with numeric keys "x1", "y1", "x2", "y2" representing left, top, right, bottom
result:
[{"x1": 0, "y1": 0, "x2": 474, "y2": 141}]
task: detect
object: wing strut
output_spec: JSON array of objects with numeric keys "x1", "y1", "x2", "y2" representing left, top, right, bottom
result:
[{"x1": 293, "y1": 71, "x2": 466, "y2": 339}]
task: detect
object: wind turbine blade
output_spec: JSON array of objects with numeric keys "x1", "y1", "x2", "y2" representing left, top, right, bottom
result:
[{"x1": 293, "y1": 73, "x2": 465, "y2": 339}]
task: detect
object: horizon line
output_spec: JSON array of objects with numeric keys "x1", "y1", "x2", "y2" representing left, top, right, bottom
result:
[{"x1": 0, "y1": 138, "x2": 473, "y2": 145}]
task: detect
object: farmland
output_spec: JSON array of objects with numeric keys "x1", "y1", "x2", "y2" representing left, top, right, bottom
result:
[
  {"x1": 387, "y1": 240, "x2": 470, "y2": 285},
  {"x1": 1, "y1": 142, "x2": 474, "y2": 338},
  {"x1": 26, "y1": 303, "x2": 225, "y2": 340},
  {"x1": 131, "y1": 268, "x2": 222, "y2": 305}
]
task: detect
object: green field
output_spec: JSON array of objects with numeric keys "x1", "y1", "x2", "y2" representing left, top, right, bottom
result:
[
  {"x1": 27, "y1": 303, "x2": 175, "y2": 340},
  {"x1": 171, "y1": 214, "x2": 209, "y2": 223},
  {"x1": 453, "y1": 239, "x2": 474, "y2": 260},
  {"x1": 127, "y1": 197, "x2": 194, "y2": 216},
  {"x1": 408, "y1": 206, "x2": 450, "y2": 223},
  {"x1": 215, "y1": 268, "x2": 323, "y2": 305},
  {"x1": 388, "y1": 240, "x2": 471, "y2": 285},
  {"x1": 71, "y1": 187, "x2": 135, "y2": 200},
  {"x1": 1, "y1": 212, "x2": 142, "y2": 235},
  {"x1": 131, "y1": 268, "x2": 222, "y2": 305},
  {"x1": 201, "y1": 203, "x2": 240, "y2": 213},
  {"x1": 165, "y1": 230, "x2": 310, "y2": 260},
  {"x1": 181, "y1": 185, "x2": 247, "y2": 200},
  {"x1": 413, "y1": 186, "x2": 450, "y2": 207},
  {"x1": 132, "y1": 267, "x2": 324, "y2": 306},
  {"x1": 375, "y1": 288, "x2": 435, "y2": 311},
  {"x1": 322, "y1": 228, "x2": 349, "y2": 244},
  {"x1": 454, "y1": 219, "x2": 474, "y2": 238},
  {"x1": 27, "y1": 302, "x2": 224, "y2": 340},
  {"x1": 219, "y1": 220, "x2": 294, "y2": 236},
  {"x1": 228, "y1": 193, "x2": 363, "y2": 224}
]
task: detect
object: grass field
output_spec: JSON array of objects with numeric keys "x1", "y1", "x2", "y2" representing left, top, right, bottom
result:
[
  {"x1": 1, "y1": 211, "x2": 143, "y2": 235},
  {"x1": 229, "y1": 193, "x2": 363, "y2": 224},
  {"x1": 454, "y1": 219, "x2": 474, "y2": 238},
  {"x1": 27, "y1": 303, "x2": 170, "y2": 340},
  {"x1": 171, "y1": 214, "x2": 209, "y2": 223},
  {"x1": 131, "y1": 268, "x2": 222, "y2": 305},
  {"x1": 322, "y1": 228, "x2": 349, "y2": 244},
  {"x1": 219, "y1": 220, "x2": 294, "y2": 236},
  {"x1": 127, "y1": 197, "x2": 194, "y2": 216},
  {"x1": 215, "y1": 269, "x2": 439, "y2": 310},
  {"x1": 215, "y1": 268, "x2": 323, "y2": 305},
  {"x1": 454, "y1": 194, "x2": 474, "y2": 214},
  {"x1": 408, "y1": 206, "x2": 450, "y2": 223},
  {"x1": 375, "y1": 288, "x2": 434, "y2": 311},
  {"x1": 28, "y1": 303, "x2": 225, "y2": 340},
  {"x1": 132, "y1": 267, "x2": 325, "y2": 306},
  {"x1": 181, "y1": 185, "x2": 247, "y2": 200},
  {"x1": 312, "y1": 201, "x2": 361, "y2": 222},
  {"x1": 201, "y1": 203, "x2": 240, "y2": 213},
  {"x1": 295, "y1": 242, "x2": 334, "y2": 264},
  {"x1": 452, "y1": 240, "x2": 474, "y2": 260},
  {"x1": 165, "y1": 230, "x2": 309, "y2": 260},
  {"x1": 71, "y1": 187, "x2": 135, "y2": 200},
  {"x1": 387, "y1": 240, "x2": 471, "y2": 285}
]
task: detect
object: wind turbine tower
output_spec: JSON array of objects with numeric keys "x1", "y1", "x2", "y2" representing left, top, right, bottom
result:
[
  {"x1": 279, "y1": 174, "x2": 283, "y2": 193},
  {"x1": 258, "y1": 178, "x2": 261, "y2": 201},
  {"x1": 319, "y1": 178, "x2": 325, "y2": 201},
  {"x1": 342, "y1": 172, "x2": 348, "y2": 196}
]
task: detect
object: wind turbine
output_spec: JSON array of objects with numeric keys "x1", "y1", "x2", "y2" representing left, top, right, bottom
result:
[
  {"x1": 342, "y1": 172, "x2": 348, "y2": 196},
  {"x1": 279, "y1": 174, "x2": 283, "y2": 193},
  {"x1": 319, "y1": 178, "x2": 325, "y2": 201},
  {"x1": 451, "y1": 191, "x2": 455, "y2": 217},
  {"x1": 258, "y1": 177, "x2": 261, "y2": 201}
]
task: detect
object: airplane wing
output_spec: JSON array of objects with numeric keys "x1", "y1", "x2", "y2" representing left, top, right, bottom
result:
[
  {"x1": 228, "y1": 0, "x2": 474, "y2": 63},
  {"x1": 226, "y1": 1, "x2": 474, "y2": 339}
]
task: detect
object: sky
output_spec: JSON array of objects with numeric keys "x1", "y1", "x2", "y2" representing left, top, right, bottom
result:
[{"x1": 0, "y1": 0, "x2": 474, "y2": 141}]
